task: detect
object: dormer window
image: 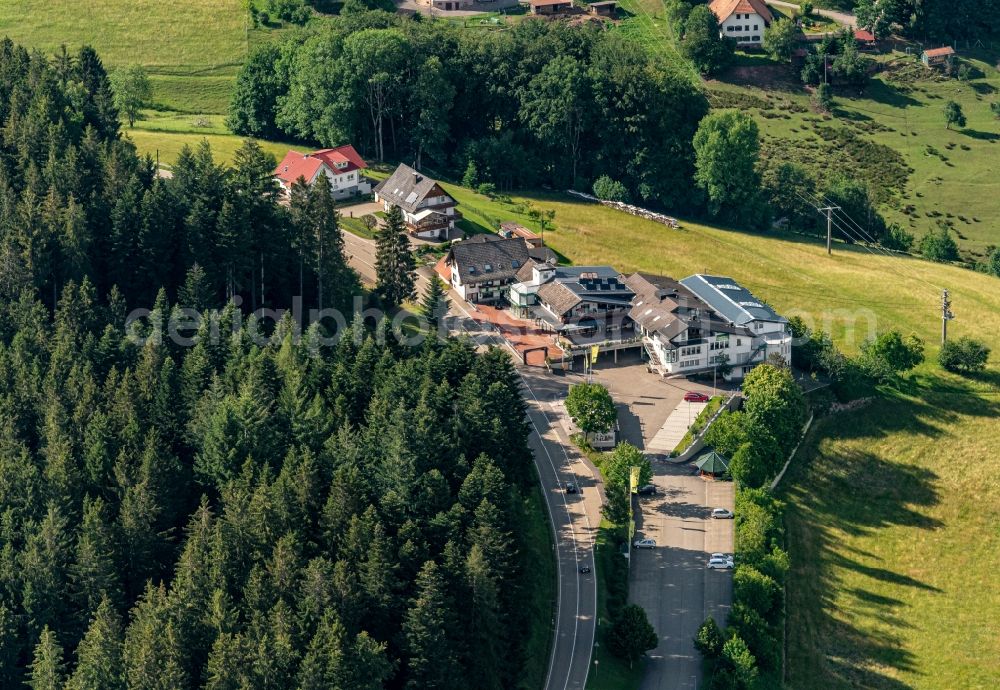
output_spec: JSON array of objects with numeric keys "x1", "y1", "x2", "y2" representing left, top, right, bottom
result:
[{"x1": 484, "y1": 263, "x2": 493, "y2": 272}]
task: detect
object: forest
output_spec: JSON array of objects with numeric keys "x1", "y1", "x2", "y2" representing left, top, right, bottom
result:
[
  {"x1": 227, "y1": 12, "x2": 710, "y2": 209},
  {"x1": 0, "y1": 38, "x2": 545, "y2": 689}
]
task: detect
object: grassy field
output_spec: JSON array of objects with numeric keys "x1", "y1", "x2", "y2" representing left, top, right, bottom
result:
[
  {"x1": 709, "y1": 49, "x2": 1000, "y2": 260},
  {"x1": 445, "y1": 186, "x2": 1000, "y2": 687}
]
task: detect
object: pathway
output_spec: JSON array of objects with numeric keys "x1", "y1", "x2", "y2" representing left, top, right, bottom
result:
[
  {"x1": 646, "y1": 400, "x2": 708, "y2": 454},
  {"x1": 766, "y1": 0, "x2": 857, "y2": 28}
]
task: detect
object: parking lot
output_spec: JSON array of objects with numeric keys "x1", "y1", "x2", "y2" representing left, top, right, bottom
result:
[{"x1": 630, "y1": 463, "x2": 734, "y2": 690}]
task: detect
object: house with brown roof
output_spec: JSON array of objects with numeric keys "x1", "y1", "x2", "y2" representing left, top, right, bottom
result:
[
  {"x1": 709, "y1": 0, "x2": 773, "y2": 46},
  {"x1": 510, "y1": 265, "x2": 636, "y2": 349},
  {"x1": 273, "y1": 145, "x2": 371, "y2": 200},
  {"x1": 445, "y1": 235, "x2": 530, "y2": 303},
  {"x1": 922, "y1": 46, "x2": 955, "y2": 68},
  {"x1": 498, "y1": 222, "x2": 544, "y2": 248},
  {"x1": 373, "y1": 164, "x2": 460, "y2": 240}
]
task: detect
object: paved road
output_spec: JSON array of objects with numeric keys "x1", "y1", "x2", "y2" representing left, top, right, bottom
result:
[
  {"x1": 632, "y1": 464, "x2": 735, "y2": 690},
  {"x1": 766, "y1": 0, "x2": 856, "y2": 27},
  {"x1": 343, "y1": 230, "x2": 379, "y2": 286},
  {"x1": 448, "y1": 298, "x2": 602, "y2": 690}
]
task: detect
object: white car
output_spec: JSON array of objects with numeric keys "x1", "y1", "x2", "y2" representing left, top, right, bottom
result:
[
  {"x1": 711, "y1": 508, "x2": 734, "y2": 519},
  {"x1": 710, "y1": 552, "x2": 731, "y2": 561},
  {"x1": 707, "y1": 557, "x2": 734, "y2": 570},
  {"x1": 633, "y1": 538, "x2": 656, "y2": 549}
]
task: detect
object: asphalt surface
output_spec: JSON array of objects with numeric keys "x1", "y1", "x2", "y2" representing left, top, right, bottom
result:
[
  {"x1": 631, "y1": 464, "x2": 735, "y2": 690},
  {"x1": 766, "y1": 0, "x2": 856, "y2": 27}
]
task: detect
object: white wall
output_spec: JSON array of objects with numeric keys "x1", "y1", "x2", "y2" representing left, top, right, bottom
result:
[{"x1": 719, "y1": 12, "x2": 765, "y2": 43}]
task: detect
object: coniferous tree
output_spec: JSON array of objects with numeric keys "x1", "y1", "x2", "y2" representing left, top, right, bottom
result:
[
  {"x1": 65, "y1": 597, "x2": 124, "y2": 690},
  {"x1": 421, "y1": 275, "x2": 448, "y2": 330},
  {"x1": 402, "y1": 560, "x2": 463, "y2": 690},
  {"x1": 26, "y1": 626, "x2": 65, "y2": 690},
  {"x1": 374, "y1": 205, "x2": 415, "y2": 310}
]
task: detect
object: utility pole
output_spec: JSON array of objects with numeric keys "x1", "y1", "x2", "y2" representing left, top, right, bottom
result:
[
  {"x1": 817, "y1": 204, "x2": 840, "y2": 255},
  {"x1": 941, "y1": 289, "x2": 954, "y2": 344}
]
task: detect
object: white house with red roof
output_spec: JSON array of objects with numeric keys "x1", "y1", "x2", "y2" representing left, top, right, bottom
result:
[
  {"x1": 709, "y1": 0, "x2": 773, "y2": 46},
  {"x1": 273, "y1": 145, "x2": 372, "y2": 200}
]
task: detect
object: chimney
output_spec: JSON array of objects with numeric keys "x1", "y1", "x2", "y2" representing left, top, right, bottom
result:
[{"x1": 412, "y1": 171, "x2": 422, "y2": 184}]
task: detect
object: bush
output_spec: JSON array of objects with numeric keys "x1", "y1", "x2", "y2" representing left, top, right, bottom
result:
[
  {"x1": 939, "y1": 337, "x2": 991, "y2": 373},
  {"x1": 859, "y1": 330, "x2": 924, "y2": 382},
  {"x1": 812, "y1": 82, "x2": 833, "y2": 112},
  {"x1": 919, "y1": 227, "x2": 959, "y2": 262},
  {"x1": 592, "y1": 175, "x2": 630, "y2": 202},
  {"x1": 694, "y1": 616, "x2": 724, "y2": 658}
]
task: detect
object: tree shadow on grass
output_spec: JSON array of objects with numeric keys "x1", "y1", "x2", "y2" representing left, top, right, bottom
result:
[
  {"x1": 961, "y1": 128, "x2": 1000, "y2": 141},
  {"x1": 863, "y1": 79, "x2": 922, "y2": 108},
  {"x1": 780, "y1": 387, "x2": 953, "y2": 688}
]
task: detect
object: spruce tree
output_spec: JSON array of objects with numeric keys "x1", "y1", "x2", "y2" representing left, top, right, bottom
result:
[
  {"x1": 65, "y1": 597, "x2": 124, "y2": 690},
  {"x1": 374, "y1": 205, "x2": 415, "y2": 310},
  {"x1": 420, "y1": 275, "x2": 448, "y2": 330},
  {"x1": 402, "y1": 560, "x2": 462, "y2": 690},
  {"x1": 26, "y1": 626, "x2": 65, "y2": 690}
]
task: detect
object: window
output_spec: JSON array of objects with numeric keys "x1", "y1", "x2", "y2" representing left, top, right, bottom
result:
[
  {"x1": 752, "y1": 35, "x2": 760, "y2": 41},
  {"x1": 753, "y1": 24, "x2": 758, "y2": 30},
  {"x1": 737, "y1": 338, "x2": 742, "y2": 346},
  {"x1": 484, "y1": 263, "x2": 493, "y2": 272}
]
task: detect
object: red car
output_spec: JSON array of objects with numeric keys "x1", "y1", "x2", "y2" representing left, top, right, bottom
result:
[{"x1": 683, "y1": 391, "x2": 710, "y2": 403}]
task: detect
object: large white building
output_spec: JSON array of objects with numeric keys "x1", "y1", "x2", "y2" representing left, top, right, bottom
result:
[
  {"x1": 628, "y1": 273, "x2": 791, "y2": 380},
  {"x1": 709, "y1": 0, "x2": 773, "y2": 46}
]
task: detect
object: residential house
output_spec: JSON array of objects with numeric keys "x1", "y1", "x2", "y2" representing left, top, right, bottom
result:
[
  {"x1": 445, "y1": 235, "x2": 530, "y2": 303},
  {"x1": 498, "y1": 222, "x2": 544, "y2": 248},
  {"x1": 524, "y1": 0, "x2": 574, "y2": 15},
  {"x1": 921, "y1": 46, "x2": 955, "y2": 68},
  {"x1": 709, "y1": 0, "x2": 773, "y2": 46},
  {"x1": 511, "y1": 265, "x2": 636, "y2": 349},
  {"x1": 273, "y1": 145, "x2": 372, "y2": 200},
  {"x1": 373, "y1": 164, "x2": 460, "y2": 240},
  {"x1": 628, "y1": 273, "x2": 792, "y2": 380}
]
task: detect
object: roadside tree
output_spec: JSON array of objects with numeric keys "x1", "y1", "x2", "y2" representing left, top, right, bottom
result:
[
  {"x1": 607, "y1": 605, "x2": 658, "y2": 667},
  {"x1": 565, "y1": 383, "x2": 617, "y2": 438},
  {"x1": 374, "y1": 205, "x2": 415, "y2": 310}
]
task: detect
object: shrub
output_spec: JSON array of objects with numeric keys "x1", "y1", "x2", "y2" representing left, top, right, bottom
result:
[
  {"x1": 592, "y1": 175, "x2": 630, "y2": 202},
  {"x1": 859, "y1": 330, "x2": 924, "y2": 381},
  {"x1": 939, "y1": 337, "x2": 991, "y2": 373},
  {"x1": 919, "y1": 227, "x2": 959, "y2": 262},
  {"x1": 694, "y1": 617, "x2": 724, "y2": 658}
]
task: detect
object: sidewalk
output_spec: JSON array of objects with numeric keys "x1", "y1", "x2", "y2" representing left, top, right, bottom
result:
[{"x1": 646, "y1": 400, "x2": 708, "y2": 454}]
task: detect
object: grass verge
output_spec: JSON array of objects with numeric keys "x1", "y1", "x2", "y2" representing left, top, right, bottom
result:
[
  {"x1": 517, "y1": 484, "x2": 559, "y2": 690},
  {"x1": 588, "y1": 519, "x2": 643, "y2": 690}
]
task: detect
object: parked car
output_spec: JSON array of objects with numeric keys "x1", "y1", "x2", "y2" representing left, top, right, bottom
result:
[
  {"x1": 636, "y1": 484, "x2": 657, "y2": 496},
  {"x1": 633, "y1": 538, "x2": 656, "y2": 549},
  {"x1": 711, "y1": 508, "x2": 734, "y2": 519},
  {"x1": 578, "y1": 565, "x2": 591, "y2": 574},
  {"x1": 684, "y1": 391, "x2": 711, "y2": 403},
  {"x1": 710, "y1": 552, "x2": 731, "y2": 561},
  {"x1": 565, "y1": 482, "x2": 577, "y2": 494},
  {"x1": 707, "y1": 557, "x2": 734, "y2": 570}
]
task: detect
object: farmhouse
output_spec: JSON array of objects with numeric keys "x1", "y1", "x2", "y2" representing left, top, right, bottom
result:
[
  {"x1": 853, "y1": 29, "x2": 877, "y2": 50},
  {"x1": 273, "y1": 145, "x2": 371, "y2": 200},
  {"x1": 374, "y1": 164, "x2": 460, "y2": 240},
  {"x1": 628, "y1": 273, "x2": 792, "y2": 380},
  {"x1": 445, "y1": 235, "x2": 530, "y2": 304},
  {"x1": 921, "y1": 46, "x2": 955, "y2": 68},
  {"x1": 709, "y1": 0, "x2": 773, "y2": 46},
  {"x1": 524, "y1": 0, "x2": 574, "y2": 15},
  {"x1": 511, "y1": 265, "x2": 636, "y2": 348}
]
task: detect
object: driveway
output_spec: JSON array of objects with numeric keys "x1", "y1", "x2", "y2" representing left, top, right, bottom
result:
[
  {"x1": 631, "y1": 465, "x2": 735, "y2": 690},
  {"x1": 766, "y1": 0, "x2": 856, "y2": 27}
]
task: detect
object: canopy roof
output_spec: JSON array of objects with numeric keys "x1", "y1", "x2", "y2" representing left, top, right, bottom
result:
[{"x1": 695, "y1": 451, "x2": 730, "y2": 474}]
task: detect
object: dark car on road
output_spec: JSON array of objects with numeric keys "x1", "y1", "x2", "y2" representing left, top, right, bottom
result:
[{"x1": 636, "y1": 484, "x2": 657, "y2": 496}]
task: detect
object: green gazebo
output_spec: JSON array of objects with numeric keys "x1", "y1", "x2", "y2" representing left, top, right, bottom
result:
[{"x1": 695, "y1": 451, "x2": 729, "y2": 477}]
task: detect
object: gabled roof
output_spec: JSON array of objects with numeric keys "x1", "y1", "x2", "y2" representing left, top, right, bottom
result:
[
  {"x1": 679, "y1": 274, "x2": 786, "y2": 327},
  {"x1": 274, "y1": 145, "x2": 368, "y2": 186},
  {"x1": 311, "y1": 144, "x2": 367, "y2": 173},
  {"x1": 274, "y1": 151, "x2": 326, "y2": 186},
  {"x1": 447, "y1": 235, "x2": 530, "y2": 285},
  {"x1": 374, "y1": 164, "x2": 454, "y2": 214},
  {"x1": 854, "y1": 29, "x2": 876, "y2": 42},
  {"x1": 708, "y1": 0, "x2": 773, "y2": 24},
  {"x1": 922, "y1": 46, "x2": 955, "y2": 58}
]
